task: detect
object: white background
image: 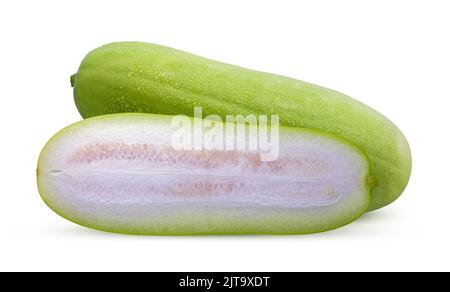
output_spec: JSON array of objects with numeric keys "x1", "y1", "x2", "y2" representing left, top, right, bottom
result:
[{"x1": 1, "y1": 0, "x2": 449, "y2": 272}]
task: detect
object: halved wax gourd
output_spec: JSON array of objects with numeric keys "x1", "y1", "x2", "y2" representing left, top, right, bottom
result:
[
  {"x1": 71, "y1": 42, "x2": 411, "y2": 210},
  {"x1": 37, "y1": 113, "x2": 370, "y2": 235}
]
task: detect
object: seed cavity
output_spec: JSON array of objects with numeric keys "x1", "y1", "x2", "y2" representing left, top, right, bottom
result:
[{"x1": 41, "y1": 142, "x2": 348, "y2": 208}]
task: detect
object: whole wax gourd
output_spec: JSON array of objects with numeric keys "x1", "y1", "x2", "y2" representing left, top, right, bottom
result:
[{"x1": 71, "y1": 42, "x2": 412, "y2": 211}]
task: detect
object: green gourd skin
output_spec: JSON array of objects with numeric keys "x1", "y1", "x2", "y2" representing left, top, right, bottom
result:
[{"x1": 71, "y1": 42, "x2": 412, "y2": 211}]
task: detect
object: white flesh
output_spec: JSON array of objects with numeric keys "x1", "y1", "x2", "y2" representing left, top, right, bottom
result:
[{"x1": 37, "y1": 114, "x2": 369, "y2": 234}]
